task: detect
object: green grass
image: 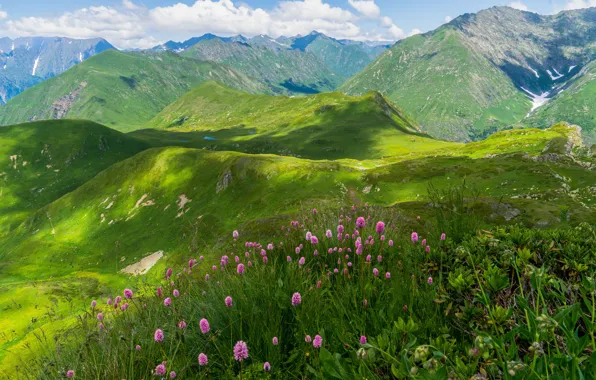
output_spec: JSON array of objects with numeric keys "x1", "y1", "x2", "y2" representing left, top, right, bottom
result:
[
  {"x1": 0, "y1": 119, "x2": 150, "y2": 239},
  {"x1": 140, "y1": 81, "x2": 454, "y2": 160},
  {"x1": 23, "y1": 209, "x2": 596, "y2": 379},
  {"x1": 0, "y1": 117, "x2": 594, "y2": 374},
  {"x1": 0, "y1": 50, "x2": 268, "y2": 132},
  {"x1": 341, "y1": 28, "x2": 531, "y2": 142}
]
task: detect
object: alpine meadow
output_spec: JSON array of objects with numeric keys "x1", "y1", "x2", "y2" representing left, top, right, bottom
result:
[{"x1": 1, "y1": 2, "x2": 596, "y2": 379}]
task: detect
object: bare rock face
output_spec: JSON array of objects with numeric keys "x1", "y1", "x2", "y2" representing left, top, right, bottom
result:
[
  {"x1": 50, "y1": 81, "x2": 87, "y2": 119},
  {"x1": 216, "y1": 170, "x2": 233, "y2": 193}
]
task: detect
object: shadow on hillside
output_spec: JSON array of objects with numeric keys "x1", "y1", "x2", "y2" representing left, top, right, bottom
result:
[{"x1": 131, "y1": 101, "x2": 412, "y2": 160}]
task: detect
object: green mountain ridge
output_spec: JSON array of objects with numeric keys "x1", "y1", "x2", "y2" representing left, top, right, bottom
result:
[
  {"x1": 0, "y1": 50, "x2": 268, "y2": 132},
  {"x1": 140, "y1": 81, "x2": 442, "y2": 160},
  {"x1": 180, "y1": 38, "x2": 343, "y2": 94},
  {"x1": 342, "y1": 6, "x2": 596, "y2": 142}
]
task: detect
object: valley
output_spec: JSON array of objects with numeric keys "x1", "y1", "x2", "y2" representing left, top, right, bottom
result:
[{"x1": 0, "y1": 3, "x2": 595, "y2": 378}]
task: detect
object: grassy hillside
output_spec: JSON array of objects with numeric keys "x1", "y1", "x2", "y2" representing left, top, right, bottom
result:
[
  {"x1": 181, "y1": 39, "x2": 343, "y2": 94},
  {"x1": 341, "y1": 28, "x2": 530, "y2": 142},
  {"x1": 141, "y1": 81, "x2": 453, "y2": 160},
  {"x1": 525, "y1": 61, "x2": 596, "y2": 144},
  {"x1": 0, "y1": 123, "x2": 594, "y2": 373},
  {"x1": 0, "y1": 50, "x2": 268, "y2": 132},
  {"x1": 341, "y1": 6, "x2": 596, "y2": 142},
  {"x1": 0, "y1": 120, "x2": 149, "y2": 239}
]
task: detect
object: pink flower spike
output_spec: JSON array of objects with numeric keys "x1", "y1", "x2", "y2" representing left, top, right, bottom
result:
[
  {"x1": 225, "y1": 296, "x2": 233, "y2": 307},
  {"x1": 272, "y1": 337, "x2": 279, "y2": 345},
  {"x1": 411, "y1": 232, "x2": 419, "y2": 243},
  {"x1": 264, "y1": 362, "x2": 271, "y2": 371},
  {"x1": 313, "y1": 335, "x2": 323, "y2": 348},
  {"x1": 155, "y1": 364, "x2": 166, "y2": 376},
  {"x1": 441, "y1": 233, "x2": 446, "y2": 241},
  {"x1": 305, "y1": 335, "x2": 312, "y2": 343},
  {"x1": 385, "y1": 272, "x2": 391, "y2": 279},
  {"x1": 170, "y1": 371, "x2": 177, "y2": 379},
  {"x1": 426, "y1": 245, "x2": 431, "y2": 253},
  {"x1": 154, "y1": 329, "x2": 164, "y2": 342},
  {"x1": 233, "y1": 341, "x2": 249, "y2": 361},
  {"x1": 360, "y1": 336, "x2": 367, "y2": 345},
  {"x1": 164, "y1": 297, "x2": 172, "y2": 307},
  {"x1": 97, "y1": 313, "x2": 103, "y2": 321},
  {"x1": 198, "y1": 353, "x2": 208, "y2": 366},
  {"x1": 136, "y1": 345, "x2": 141, "y2": 351},
  {"x1": 375, "y1": 221, "x2": 385, "y2": 235},
  {"x1": 291, "y1": 292, "x2": 302, "y2": 306},
  {"x1": 428, "y1": 277, "x2": 433, "y2": 285},
  {"x1": 91, "y1": 300, "x2": 96, "y2": 308},
  {"x1": 178, "y1": 320, "x2": 187, "y2": 329},
  {"x1": 233, "y1": 230, "x2": 239, "y2": 239},
  {"x1": 200, "y1": 318, "x2": 210, "y2": 334},
  {"x1": 356, "y1": 217, "x2": 366, "y2": 229},
  {"x1": 173, "y1": 289, "x2": 180, "y2": 297},
  {"x1": 237, "y1": 263, "x2": 245, "y2": 274},
  {"x1": 123, "y1": 289, "x2": 133, "y2": 299}
]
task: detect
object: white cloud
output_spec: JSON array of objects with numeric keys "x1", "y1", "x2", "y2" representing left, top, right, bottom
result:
[
  {"x1": 557, "y1": 0, "x2": 596, "y2": 10},
  {"x1": 0, "y1": 0, "x2": 415, "y2": 48},
  {"x1": 348, "y1": 0, "x2": 381, "y2": 18},
  {"x1": 0, "y1": 5, "x2": 7, "y2": 20},
  {"x1": 444, "y1": 16, "x2": 453, "y2": 23},
  {"x1": 508, "y1": 2, "x2": 529, "y2": 11}
]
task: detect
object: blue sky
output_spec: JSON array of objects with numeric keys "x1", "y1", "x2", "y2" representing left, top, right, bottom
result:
[{"x1": 0, "y1": 0, "x2": 590, "y2": 48}]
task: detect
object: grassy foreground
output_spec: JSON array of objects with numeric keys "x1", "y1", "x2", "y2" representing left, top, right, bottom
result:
[{"x1": 25, "y1": 205, "x2": 596, "y2": 379}]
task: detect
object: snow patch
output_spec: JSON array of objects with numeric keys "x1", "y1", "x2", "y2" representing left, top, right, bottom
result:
[
  {"x1": 521, "y1": 87, "x2": 550, "y2": 116},
  {"x1": 529, "y1": 67, "x2": 539, "y2": 78},
  {"x1": 10, "y1": 42, "x2": 14, "y2": 51},
  {"x1": 546, "y1": 69, "x2": 563, "y2": 81},
  {"x1": 568, "y1": 65, "x2": 576, "y2": 73},
  {"x1": 79, "y1": 52, "x2": 83, "y2": 62},
  {"x1": 31, "y1": 56, "x2": 40, "y2": 76},
  {"x1": 120, "y1": 250, "x2": 164, "y2": 276}
]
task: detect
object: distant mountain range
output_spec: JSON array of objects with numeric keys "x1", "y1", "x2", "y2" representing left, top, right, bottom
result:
[
  {"x1": 0, "y1": 37, "x2": 114, "y2": 104},
  {"x1": 342, "y1": 6, "x2": 596, "y2": 143}
]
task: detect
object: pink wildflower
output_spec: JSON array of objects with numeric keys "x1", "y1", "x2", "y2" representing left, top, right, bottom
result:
[
  {"x1": 356, "y1": 217, "x2": 366, "y2": 229},
  {"x1": 173, "y1": 289, "x2": 180, "y2": 297},
  {"x1": 305, "y1": 335, "x2": 312, "y2": 343},
  {"x1": 299, "y1": 257, "x2": 305, "y2": 266},
  {"x1": 441, "y1": 233, "x2": 446, "y2": 241},
  {"x1": 422, "y1": 239, "x2": 427, "y2": 247},
  {"x1": 373, "y1": 268, "x2": 379, "y2": 277},
  {"x1": 225, "y1": 296, "x2": 233, "y2": 307},
  {"x1": 237, "y1": 263, "x2": 245, "y2": 274},
  {"x1": 312, "y1": 208, "x2": 318, "y2": 215},
  {"x1": 107, "y1": 297, "x2": 113, "y2": 305},
  {"x1": 306, "y1": 231, "x2": 312, "y2": 241},
  {"x1": 411, "y1": 232, "x2": 419, "y2": 243},
  {"x1": 97, "y1": 313, "x2": 103, "y2": 321},
  {"x1": 200, "y1": 318, "x2": 210, "y2": 334},
  {"x1": 426, "y1": 245, "x2": 431, "y2": 253},
  {"x1": 221, "y1": 255, "x2": 229, "y2": 265},
  {"x1": 164, "y1": 297, "x2": 171, "y2": 307},
  {"x1": 310, "y1": 235, "x2": 318, "y2": 245},
  {"x1": 287, "y1": 256, "x2": 292, "y2": 262},
  {"x1": 233, "y1": 341, "x2": 249, "y2": 361},
  {"x1": 263, "y1": 256, "x2": 268, "y2": 264},
  {"x1": 66, "y1": 370, "x2": 75, "y2": 378},
  {"x1": 386, "y1": 272, "x2": 391, "y2": 279},
  {"x1": 121, "y1": 303, "x2": 129, "y2": 311},
  {"x1": 313, "y1": 335, "x2": 323, "y2": 348},
  {"x1": 154, "y1": 329, "x2": 164, "y2": 342},
  {"x1": 233, "y1": 230, "x2": 239, "y2": 239},
  {"x1": 136, "y1": 345, "x2": 141, "y2": 351},
  {"x1": 264, "y1": 362, "x2": 271, "y2": 371},
  {"x1": 155, "y1": 364, "x2": 166, "y2": 376},
  {"x1": 170, "y1": 371, "x2": 177, "y2": 379},
  {"x1": 326, "y1": 229, "x2": 332, "y2": 238},
  {"x1": 291, "y1": 292, "x2": 302, "y2": 306},
  {"x1": 178, "y1": 320, "x2": 187, "y2": 329},
  {"x1": 124, "y1": 289, "x2": 133, "y2": 299},
  {"x1": 375, "y1": 221, "x2": 385, "y2": 235},
  {"x1": 91, "y1": 300, "x2": 96, "y2": 308},
  {"x1": 272, "y1": 337, "x2": 279, "y2": 345},
  {"x1": 166, "y1": 268, "x2": 173, "y2": 279},
  {"x1": 428, "y1": 277, "x2": 433, "y2": 285},
  {"x1": 360, "y1": 336, "x2": 367, "y2": 345},
  {"x1": 198, "y1": 353, "x2": 208, "y2": 366},
  {"x1": 157, "y1": 287, "x2": 163, "y2": 297}
]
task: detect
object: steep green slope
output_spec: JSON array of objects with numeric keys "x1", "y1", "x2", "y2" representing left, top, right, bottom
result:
[
  {"x1": 341, "y1": 6, "x2": 596, "y2": 142},
  {"x1": 141, "y1": 81, "x2": 448, "y2": 160},
  {"x1": 0, "y1": 50, "x2": 268, "y2": 132},
  {"x1": 181, "y1": 39, "x2": 343, "y2": 94},
  {"x1": 525, "y1": 61, "x2": 596, "y2": 144},
  {"x1": 0, "y1": 120, "x2": 150, "y2": 238},
  {"x1": 1, "y1": 123, "x2": 594, "y2": 373},
  {"x1": 341, "y1": 28, "x2": 530, "y2": 141}
]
